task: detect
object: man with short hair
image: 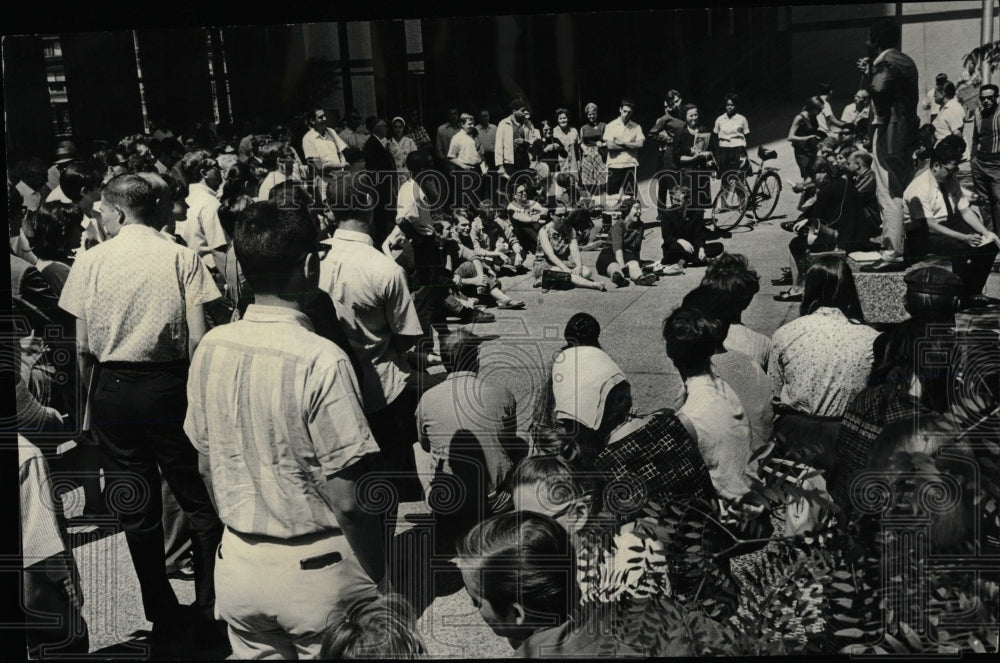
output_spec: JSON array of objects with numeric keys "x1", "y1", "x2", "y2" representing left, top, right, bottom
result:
[
  {"x1": 59, "y1": 160, "x2": 106, "y2": 252},
  {"x1": 972, "y1": 83, "x2": 1000, "y2": 234},
  {"x1": 904, "y1": 143, "x2": 1000, "y2": 303},
  {"x1": 344, "y1": 113, "x2": 370, "y2": 171},
  {"x1": 448, "y1": 112, "x2": 484, "y2": 207},
  {"x1": 58, "y1": 173, "x2": 224, "y2": 653},
  {"x1": 848, "y1": 150, "x2": 880, "y2": 238},
  {"x1": 650, "y1": 90, "x2": 687, "y2": 217},
  {"x1": 16, "y1": 157, "x2": 49, "y2": 213},
  {"x1": 186, "y1": 200, "x2": 384, "y2": 659},
  {"x1": 416, "y1": 329, "x2": 525, "y2": 530},
  {"x1": 435, "y1": 107, "x2": 462, "y2": 166},
  {"x1": 320, "y1": 173, "x2": 426, "y2": 490},
  {"x1": 494, "y1": 98, "x2": 532, "y2": 181},
  {"x1": 858, "y1": 18, "x2": 921, "y2": 273},
  {"x1": 840, "y1": 90, "x2": 871, "y2": 131},
  {"x1": 475, "y1": 109, "x2": 498, "y2": 169},
  {"x1": 603, "y1": 98, "x2": 645, "y2": 197},
  {"x1": 178, "y1": 152, "x2": 228, "y2": 271},
  {"x1": 302, "y1": 107, "x2": 350, "y2": 172},
  {"x1": 921, "y1": 72, "x2": 949, "y2": 123},
  {"x1": 932, "y1": 82, "x2": 965, "y2": 143},
  {"x1": 362, "y1": 117, "x2": 397, "y2": 247}
]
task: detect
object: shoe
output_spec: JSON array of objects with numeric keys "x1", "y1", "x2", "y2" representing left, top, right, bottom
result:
[
  {"x1": 771, "y1": 274, "x2": 793, "y2": 286},
  {"x1": 780, "y1": 220, "x2": 799, "y2": 233},
  {"x1": 860, "y1": 259, "x2": 906, "y2": 273},
  {"x1": 633, "y1": 274, "x2": 658, "y2": 287},
  {"x1": 644, "y1": 260, "x2": 663, "y2": 273},
  {"x1": 611, "y1": 271, "x2": 629, "y2": 288},
  {"x1": 496, "y1": 299, "x2": 525, "y2": 310},
  {"x1": 773, "y1": 290, "x2": 803, "y2": 302},
  {"x1": 781, "y1": 267, "x2": 791, "y2": 274},
  {"x1": 961, "y1": 294, "x2": 1000, "y2": 309},
  {"x1": 166, "y1": 556, "x2": 195, "y2": 581},
  {"x1": 459, "y1": 309, "x2": 496, "y2": 324},
  {"x1": 660, "y1": 264, "x2": 685, "y2": 276}
]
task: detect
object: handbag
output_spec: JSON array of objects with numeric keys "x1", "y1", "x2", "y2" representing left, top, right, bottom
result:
[{"x1": 541, "y1": 269, "x2": 572, "y2": 292}]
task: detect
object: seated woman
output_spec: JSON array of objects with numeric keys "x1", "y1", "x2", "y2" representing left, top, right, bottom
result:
[
  {"x1": 446, "y1": 216, "x2": 525, "y2": 310},
  {"x1": 534, "y1": 205, "x2": 606, "y2": 291},
  {"x1": 467, "y1": 202, "x2": 526, "y2": 273},
  {"x1": 768, "y1": 256, "x2": 879, "y2": 470},
  {"x1": 653, "y1": 185, "x2": 724, "y2": 276},
  {"x1": 775, "y1": 158, "x2": 867, "y2": 302},
  {"x1": 507, "y1": 182, "x2": 548, "y2": 253},
  {"x1": 457, "y1": 511, "x2": 642, "y2": 658},
  {"x1": 596, "y1": 197, "x2": 658, "y2": 287}
]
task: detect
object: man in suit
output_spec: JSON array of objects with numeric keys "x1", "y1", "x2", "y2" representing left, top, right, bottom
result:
[
  {"x1": 362, "y1": 117, "x2": 397, "y2": 247},
  {"x1": 859, "y1": 18, "x2": 921, "y2": 273}
]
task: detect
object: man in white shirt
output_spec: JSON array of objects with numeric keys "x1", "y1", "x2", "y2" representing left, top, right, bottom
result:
[
  {"x1": 320, "y1": 172, "x2": 425, "y2": 488},
  {"x1": 840, "y1": 90, "x2": 871, "y2": 129},
  {"x1": 448, "y1": 113, "x2": 484, "y2": 207},
  {"x1": 921, "y1": 73, "x2": 949, "y2": 124},
  {"x1": 15, "y1": 158, "x2": 49, "y2": 213},
  {"x1": 603, "y1": 98, "x2": 645, "y2": 196},
  {"x1": 904, "y1": 143, "x2": 1000, "y2": 301},
  {"x1": 932, "y1": 82, "x2": 966, "y2": 143},
  {"x1": 302, "y1": 107, "x2": 350, "y2": 172},
  {"x1": 178, "y1": 152, "x2": 228, "y2": 271}
]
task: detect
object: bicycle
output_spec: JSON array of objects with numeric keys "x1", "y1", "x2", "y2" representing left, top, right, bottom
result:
[{"x1": 711, "y1": 145, "x2": 783, "y2": 231}]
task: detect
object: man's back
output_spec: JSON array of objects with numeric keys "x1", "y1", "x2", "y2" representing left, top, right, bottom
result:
[
  {"x1": 185, "y1": 305, "x2": 378, "y2": 538},
  {"x1": 869, "y1": 48, "x2": 919, "y2": 153}
]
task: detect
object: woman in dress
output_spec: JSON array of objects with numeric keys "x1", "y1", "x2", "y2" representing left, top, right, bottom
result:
[
  {"x1": 596, "y1": 197, "x2": 658, "y2": 287},
  {"x1": 553, "y1": 108, "x2": 580, "y2": 179},
  {"x1": 578, "y1": 102, "x2": 607, "y2": 194},
  {"x1": 787, "y1": 96, "x2": 826, "y2": 182},
  {"x1": 534, "y1": 205, "x2": 605, "y2": 291},
  {"x1": 388, "y1": 116, "x2": 418, "y2": 181}
]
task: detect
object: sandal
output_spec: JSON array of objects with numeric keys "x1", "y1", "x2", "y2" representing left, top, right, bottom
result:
[
  {"x1": 633, "y1": 274, "x2": 658, "y2": 287},
  {"x1": 773, "y1": 290, "x2": 803, "y2": 302}
]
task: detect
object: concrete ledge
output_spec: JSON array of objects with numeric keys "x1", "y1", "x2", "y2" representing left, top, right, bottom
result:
[{"x1": 850, "y1": 257, "x2": 952, "y2": 324}]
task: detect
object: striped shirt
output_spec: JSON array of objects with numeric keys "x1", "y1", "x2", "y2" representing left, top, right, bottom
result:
[
  {"x1": 59, "y1": 223, "x2": 220, "y2": 363},
  {"x1": 184, "y1": 304, "x2": 379, "y2": 538},
  {"x1": 19, "y1": 436, "x2": 68, "y2": 567},
  {"x1": 974, "y1": 107, "x2": 1000, "y2": 156}
]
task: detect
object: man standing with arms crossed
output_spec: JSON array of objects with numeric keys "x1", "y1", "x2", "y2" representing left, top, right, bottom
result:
[{"x1": 603, "y1": 98, "x2": 645, "y2": 198}]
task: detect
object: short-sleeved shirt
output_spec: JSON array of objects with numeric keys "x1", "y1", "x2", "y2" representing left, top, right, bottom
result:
[
  {"x1": 318, "y1": 228, "x2": 423, "y2": 412},
  {"x1": 816, "y1": 100, "x2": 835, "y2": 133},
  {"x1": 416, "y1": 371, "x2": 521, "y2": 499},
  {"x1": 20, "y1": 436, "x2": 69, "y2": 567},
  {"x1": 59, "y1": 223, "x2": 220, "y2": 363},
  {"x1": 476, "y1": 123, "x2": 498, "y2": 158},
  {"x1": 396, "y1": 179, "x2": 435, "y2": 236},
  {"x1": 933, "y1": 98, "x2": 966, "y2": 141},
  {"x1": 184, "y1": 304, "x2": 378, "y2": 539},
  {"x1": 768, "y1": 307, "x2": 879, "y2": 418},
  {"x1": 179, "y1": 181, "x2": 228, "y2": 266},
  {"x1": 602, "y1": 118, "x2": 645, "y2": 169},
  {"x1": 447, "y1": 130, "x2": 482, "y2": 169},
  {"x1": 903, "y1": 167, "x2": 971, "y2": 225},
  {"x1": 711, "y1": 350, "x2": 774, "y2": 454},
  {"x1": 679, "y1": 374, "x2": 755, "y2": 501},
  {"x1": 724, "y1": 323, "x2": 771, "y2": 370},
  {"x1": 302, "y1": 127, "x2": 349, "y2": 168},
  {"x1": 713, "y1": 113, "x2": 750, "y2": 148}
]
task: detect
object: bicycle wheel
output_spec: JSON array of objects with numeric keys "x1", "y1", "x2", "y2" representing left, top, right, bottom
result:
[
  {"x1": 750, "y1": 171, "x2": 782, "y2": 221},
  {"x1": 712, "y1": 173, "x2": 749, "y2": 230}
]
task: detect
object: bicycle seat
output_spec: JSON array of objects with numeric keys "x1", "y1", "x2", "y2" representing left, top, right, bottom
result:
[{"x1": 757, "y1": 146, "x2": 777, "y2": 161}]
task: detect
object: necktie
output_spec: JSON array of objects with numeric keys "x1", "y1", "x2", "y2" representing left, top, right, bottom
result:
[{"x1": 939, "y1": 182, "x2": 955, "y2": 220}]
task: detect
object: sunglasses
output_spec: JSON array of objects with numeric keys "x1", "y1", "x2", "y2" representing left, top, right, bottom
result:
[{"x1": 981, "y1": 95, "x2": 998, "y2": 101}]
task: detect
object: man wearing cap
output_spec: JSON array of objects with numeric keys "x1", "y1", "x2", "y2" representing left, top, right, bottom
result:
[
  {"x1": 872, "y1": 266, "x2": 964, "y2": 366},
  {"x1": 46, "y1": 141, "x2": 78, "y2": 200},
  {"x1": 415, "y1": 329, "x2": 524, "y2": 532},
  {"x1": 972, "y1": 83, "x2": 1000, "y2": 234},
  {"x1": 903, "y1": 142, "x2": 1000, "y2": 303}
]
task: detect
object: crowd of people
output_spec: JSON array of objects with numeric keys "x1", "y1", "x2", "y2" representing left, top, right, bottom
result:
[{"x1": 10, "y1": 16, "x2": 999, "y2": 660}]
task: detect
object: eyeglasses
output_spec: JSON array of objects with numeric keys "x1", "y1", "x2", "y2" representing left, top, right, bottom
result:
[{"x1": 981, "y1": 95, "x2": 998, "y2": 101}]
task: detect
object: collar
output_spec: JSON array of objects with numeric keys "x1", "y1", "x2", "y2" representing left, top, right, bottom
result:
[
  {"x1": 116, "y1": 223, "x2": 160, "y2": 238},
  {"x1": 445, "y1": 370, "x2": 477, "y2": 381},
  {"x1": 873, "y1": 48, "x2": 893, "y2": 66},
  {"x1": 241, "y1": 304, "x2": 315, "y2": 331},
  {"x1": 191, "y1": 181, "x2": 217, "y2": 196},
  {"x1": 811, "y1": 306, "x2": 848, "y2": 319},
  {"x1": 332, "y1": 228, "x2": 374, "y2": 246}
]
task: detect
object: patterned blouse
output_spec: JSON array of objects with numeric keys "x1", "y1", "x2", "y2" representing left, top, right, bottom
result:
[
  {"x1": 534, "y1": 221, "x2": 576, "y2": 276},
  {"x1": 768, "y1": 307, "x2": 879, "y2": 418}
]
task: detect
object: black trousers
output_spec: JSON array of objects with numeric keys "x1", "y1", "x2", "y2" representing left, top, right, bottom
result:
[
  {"x1": 662, "y1": 240, "x2": 724, "y2": 266},
  {"x1": 90, "y1": 363, "x2": 223, "y2": 623},
  {"x1": 910, "y1": 220, "x2": 1000, "y2": 296},
  {"x1": 606, "y1": 167, "x2": 637, "y2": 197},
  {"x1": 511, "y1": 221, "x2": 541, "y2": 254}
]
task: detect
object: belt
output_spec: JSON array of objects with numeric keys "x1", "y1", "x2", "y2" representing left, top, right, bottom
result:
[
  {"x1": 99, "y1": 360, "x2": 188, "y2": 371},
  {"x1": 226, "y1": 526, "x2": 343, "y2": 546}
]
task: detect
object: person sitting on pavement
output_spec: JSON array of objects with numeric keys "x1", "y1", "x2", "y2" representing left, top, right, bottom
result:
[
  {"x1": 533, "y1": 205, "x2": 606, "y2": 291},
  {"x1": 506, "y1": 181, "x2": 548, "y2": 253},
  {"x1": 562, "y1": 312, "x2": 602, "y2": 350},
  {"x1": 700, "y1": 252, "x2": 770, "y2": 369},
  {"x1": 468, "y1": 202, "x2": 526, "y2": 274},
  {"x1": 596, "y1": 196, "x2": 658, "y2": 287},
  {"x1": 438, "y1": 217, "x2": 525, "y2": 310},
  {"x1": 651, "y1": 185, "x2": 724, "y2": 276}
]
